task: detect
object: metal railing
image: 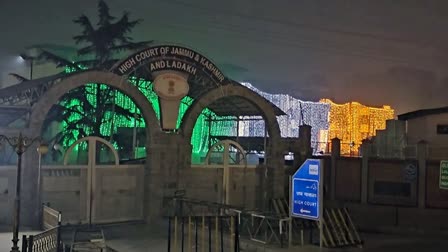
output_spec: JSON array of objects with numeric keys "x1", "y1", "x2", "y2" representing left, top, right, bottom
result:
[
  {"x1": 164, "y1": 195, "x2": 291, "y2": 247},
  {"x1": 167, "y1": 215, "x2": 239, "y2": 252},
  {"x1": 22, "y1": 205, "x2": 63, "y2": 252}
]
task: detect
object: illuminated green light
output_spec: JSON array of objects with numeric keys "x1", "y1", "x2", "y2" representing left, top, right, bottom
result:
[{"x1": 58, "y1": 67, "x2": 234, "y2": 158}]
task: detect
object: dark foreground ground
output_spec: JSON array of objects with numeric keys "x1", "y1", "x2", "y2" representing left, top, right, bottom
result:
[{"x1": 1, "y1": 223, "x2": 448, "y2": 252}]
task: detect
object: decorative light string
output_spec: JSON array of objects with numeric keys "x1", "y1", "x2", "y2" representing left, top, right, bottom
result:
[{"x1": 57, "y1": 67, "x2": 394, "y2": 158}]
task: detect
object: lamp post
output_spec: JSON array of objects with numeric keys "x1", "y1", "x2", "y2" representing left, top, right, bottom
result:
[
  {"x1": 19, "y1": 54, "x2": 34, "y2": 80},
  {"x1": 0, "y1": 133, "x2": 41, "y2": 252}
]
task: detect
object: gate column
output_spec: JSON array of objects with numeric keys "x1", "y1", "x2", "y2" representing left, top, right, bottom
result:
[{"x1": 145, "y1": 132, "x2": 191, "y2": 222}]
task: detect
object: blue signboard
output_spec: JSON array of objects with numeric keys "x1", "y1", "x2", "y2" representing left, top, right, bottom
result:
[{"x1": 291, "y1": 159, "x2": 322, "y2": 220}]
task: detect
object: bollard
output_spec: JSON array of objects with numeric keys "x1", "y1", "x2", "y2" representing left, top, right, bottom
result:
[{"x1": 301, "y1": 229, "x2": 304, "y2": 246}]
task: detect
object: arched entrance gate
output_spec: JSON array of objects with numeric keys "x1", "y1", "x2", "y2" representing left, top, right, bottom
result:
[
  {"x1": 42, "y1": 136, "x2": 144, "y2": 224},
  {"x1": 22, "y1": 44, "x2": 285, "y2": 226}
]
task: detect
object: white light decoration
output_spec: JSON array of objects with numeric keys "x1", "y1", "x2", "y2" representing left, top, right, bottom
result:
[{"x1": 240, "y1": 82, "x2": 331, "y2": 153}]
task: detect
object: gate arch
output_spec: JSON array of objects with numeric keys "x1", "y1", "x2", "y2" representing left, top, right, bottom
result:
[
  {"x1": 180, "y1": 84, "x2": 282, "y2": 156},
  {"x1": 63, "y1": 136, "x2": 119, "y2": 166},
  {"x1": 205, "y1": 139, "x2": 247, "y2": 165},
  {"x1": 29, "y1": 71, "x2": 161, "y2": 146},
  {"x1": 180, "y1": 84, "x2": 285, "y2": 202}
]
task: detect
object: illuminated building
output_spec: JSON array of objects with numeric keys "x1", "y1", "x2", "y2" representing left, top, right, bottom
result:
[
  {"x1": 54, "y1": 68, "x2": 393, "y2": 158},
  {"x1": 239, "y1": 83, "x2": 394, "y2": 155},
  {"x1": 240, "y1": 83, "x2": 330, "y2": 153},
  {"x1": 320, "y1": 99, "x2": 395, "y2": 155}
]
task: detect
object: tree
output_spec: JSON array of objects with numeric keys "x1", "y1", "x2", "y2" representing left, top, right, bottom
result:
[{"x1": 39, "y1": 0, "x2": 152, "y2": 151}]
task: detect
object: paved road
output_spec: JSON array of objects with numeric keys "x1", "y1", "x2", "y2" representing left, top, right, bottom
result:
[
  {"x1": 100, "y1": 223, "x2": 448, "y2": 252},
  {"x1": 2, "y1": 223, "x2": 448, "y2": 252}
]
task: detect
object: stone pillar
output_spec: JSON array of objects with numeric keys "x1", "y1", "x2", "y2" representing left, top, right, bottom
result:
[
  {"x1": 330, "y1": 138, "x2": 341, "y2": 200},
  {"x1": 262, "y1": 139, "x2": 284, "y2": 211},
  {"x1": 22, "y1": 146, "x2": 40, "y2": 228},
  {"x1": 298, "y1": 125, "x2": 312, "y2": 158},
  {"x1": 361, "y1": 140, "x2": 371, "y2": 204},
  {"x1": 417, "y1": 140, "x2": 427, "y2": 209},
  {"x1": 145, "y1": 132, "x2": 190, "y2": 222}
]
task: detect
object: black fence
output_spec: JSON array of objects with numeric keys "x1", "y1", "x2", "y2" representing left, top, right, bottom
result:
[{"x1": 167, "y1": 215, "x2": 239, "y2": 252}]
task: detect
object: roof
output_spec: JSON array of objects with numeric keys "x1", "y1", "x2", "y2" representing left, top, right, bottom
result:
[
  {"x1": 207, "y1": 82, "x2": 285, "y2": 117},
  {"x1": 0, "y1": 72, "x2": 70, "y2": 125},
  {"x1": 398, "y1": 106, "x2": 448, "y2": 121},
  {"x1": 0, "y1": 72, "x2": 68, "y2": 103}
]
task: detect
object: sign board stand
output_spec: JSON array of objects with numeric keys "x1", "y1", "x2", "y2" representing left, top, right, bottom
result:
[{"x1": 289, "y1": 159, "x2": 324, "y2": 248}]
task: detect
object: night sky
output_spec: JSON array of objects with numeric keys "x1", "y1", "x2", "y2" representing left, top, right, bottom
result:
[{"x1": 2, "y1": 0, "x2": 448, "y2": 115}]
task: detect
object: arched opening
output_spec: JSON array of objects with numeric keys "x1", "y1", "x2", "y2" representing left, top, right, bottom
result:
[
  {"x1": 29, "y1": 71, "x2": 160, "y2": 146},
  {"x1": 29, "y1": 71, "x2": 158, "y2": 224},
  {"x1": 181, "y1": 84, "x2": 285, "y2": 209},
  {"x1": 40, "y1": 81, "x2": 150, "y2": 164}
]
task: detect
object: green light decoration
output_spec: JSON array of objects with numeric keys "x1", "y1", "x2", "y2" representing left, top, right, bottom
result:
[{"x1": 56, "y1": 67, "x2": 234, "y2": 160}]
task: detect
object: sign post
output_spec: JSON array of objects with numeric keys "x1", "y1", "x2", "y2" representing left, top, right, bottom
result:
[
  {"x1": 290, "y1": 159, "x2": 324, "y2": 247},
  {"x1": 440, "y1": 160, "x2": 448, "y2": 190}
]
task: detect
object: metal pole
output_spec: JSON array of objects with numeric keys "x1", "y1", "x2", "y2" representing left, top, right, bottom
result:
[
  {"x1": 234, "y1": 217, "x2": 239, "y2": 252},
  {"x1": 202, "y1": 216, "x2": 205, "y2": 252},
  {"x1": 168, "y1": 217, "x2": 172, "y2": 252},
  {"x1": 30, "y1": 59, "x2": 33, "y2": 80},
  {"x1": 37, "y1": 150, "x2": 43, "y2": 230},
  {"x1": 188, "y1": 217, "x2": 192, "y2": 252},
  {"x1": 215, "y1": 217, "x2": 218, "y2": 252},
  {"x1": 208, "y1": 217, "x2": 212, "y2": 252},
  {"x1": 319, "y1": 220, "x2": 323, "y2": 248},
  {"x1": 11, "y1": 151, "x2": 23, "y2": 252},
  {"x1": 195, "y1": 217, "x2": 198, "y2": 252},
  {"x1": 288, "y1": 175, "x2": 292, "y2": 248},
  {"x1": 21, "y1": 235, "x2": 27, "y2": 252},
  {"x1": 182, "y1": 217, "x2": 185, "y2": 252},
  {"x1": 27, "y1": 235, "x2": 33, "y2": 252},
  {"x1": 0, "y1": 134, "x2": 40, "y2": 252},
  {"x1": 56, "y1": 213, "x2": 62, "y2": 252},
  {"x1": 132, "y1": 112, "x2": 137, "y2": 159},
  {"x1": 174, "y1": 216, "x2": 178, "y2": 252},
  {"x1": 220, "y1": 217, "x2": 223, "y2": 252},
  {"x1": 230, "y1": 216, "x2": 234, "y2": 250}
]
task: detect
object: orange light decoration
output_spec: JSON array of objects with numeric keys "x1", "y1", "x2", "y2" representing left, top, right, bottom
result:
[{"x1": 320, "y1": 99, "x2": 394, "y2": 155}]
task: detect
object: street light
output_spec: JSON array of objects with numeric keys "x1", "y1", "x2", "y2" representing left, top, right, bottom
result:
[
  {"x1": 19, "y1": 54, "x2": 35, "y2": 80},
  {"x1": 0, "y1": 133, "x2": 41, "y2": 252}
]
